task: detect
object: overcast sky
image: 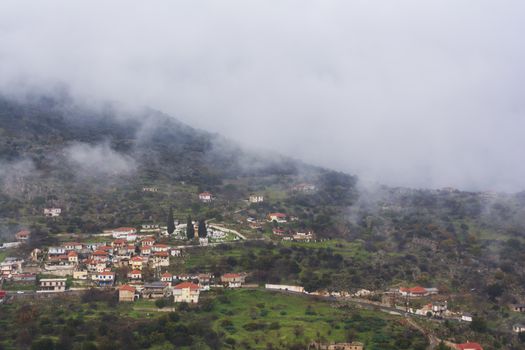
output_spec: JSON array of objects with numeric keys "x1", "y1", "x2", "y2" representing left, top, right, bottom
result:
[{"x1": 0, "y1": 1, "x2": 524, "y2": 192}]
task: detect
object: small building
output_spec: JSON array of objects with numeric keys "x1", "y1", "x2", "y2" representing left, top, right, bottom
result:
[
  {"x1": 461, "y1": 313, "x2": 473, "y2": 322},
  {"x1": 199, "y1": 192, "x2": 213, "y2": 203},
  {"x1": 62, "y1": 242, "x2": 83, "y2": 251},
  {"x1": 249, "y1": 194, "x2": 264, "y2": 203},
  {"x1": 151, "y1": 252, "x2": 170, "y2": 267},
  {"x1": 119, "y1": 285, "x2": 137, "y2": 302},
  {"x1": 44, "y1": 208, "x2": 62, "y2": 217},
  {"x1": 39, "y1": 278, "x2": 67, "y2": 292},
  {"x1": 131, "y1": 256, "x2": 144, "y2": 270},
  {"x1": 67, "y1": 251, "x2": 78, "y2": 264},
  {"x1": 128, "y1": 269, "x2": 142, "y2": 280},
  {"x1": 221, "y1": 273, "x2": 246, "y2": 288},
  {"x1": 292, "y1": 183, "x2": 317, "y2": 193},
  {"x1": 513, "y1": 324, "x2": 525, "y2": 333},
  {"x1": 15, "y1": 230, "x2": 31, "y2": 242},
  {"x1": 92, "y1": 250, "x2": 109, "y2": 263},
  {"x1": 152, "y1": 244, "x2": 170, "y2": 252},
  {"x1": 455, "y1": 342, "x2": 483, "y2": 350},
  {"x1": 73, "y1": 270, "x2": 88, "y2": 280},
  {"x1": 141, "y1": 236, "x2": 155, "y2": 246},
  {"x1": 308, "y1": 342, "x2": 363, "y2": 350},
  {"x1": 48, "y1": 246, "x2": 66, "y2": 256},
  {"x1": 268, "y1": 213, "x2": 287, "y2": 223},
  {"x1": 94, "y1": 271, "x2": 115, "y2": 287},
  {"x1": 399, "y1": 286, "x2": 435, "y2": 297},
  {"x1": 112, "y1": 227, "x2": 138, "y2": 240},
  {"x1": 173, "y1": 282, "x2": 200, "y2": 303},
  {"x1": 161, "y1": 272, "x2": 173, "y2": 283},
  {"x1": 511, "y1": 304, "x2": 525, "y2": 313},
  {"x1": 143, "y1": 281, "x2": 170, "y2": 299}
]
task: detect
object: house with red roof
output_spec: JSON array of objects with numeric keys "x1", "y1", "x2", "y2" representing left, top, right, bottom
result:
[
  {"x1": 173, "y1": 282, "x2": 200, "y2": 303},
  {"x1": 119, "y1": 285, "x2": 136, "y2": 302},
  {"x1": 268, "y1": 213, "x2": 287, "y2": 223},
  {"x1": 456, "y1": 342, "x2": 483, "y2": 350},
  {"x1": 92, "y1": 250, "x2": 109, "y2": 262},
  {"x1": 128, "y1": 269, "x2": 142, "y2": 280},
  {"x1": 161, "y1": 272, "x2": 173, "y2": 283},
  {"x1": 221, "y1": 273, "x2": 246, "y2": 288},
  {"x1": 131, "y1": 256, "x2": 144, "y2": 270},
  {"x1": 94, "y1": 271, "x2": 115, "y2": 287},
  {"x1": 151, "y1": 251, "x2": 170, "y2": 268},
  {"x1": 399, "y1": 286, "x2": 433, "y2": 297},
  {"x1": 198, "y1": 192, "x2": 213, "y2": 203},
  {"x1": 15, "y1": 230, "x2": 31, "y2": 242},
  {"x1": 111, "y1": 227, "x2": 138, "y2": 241},
  {"x1": 67, "y1": 251, "x2": 78, "y2": 264},
  {"x1": 141, "y1": 237, "x2": 155, "y2": 247},
  {"x1": 152, "y1": 244, "x2": 170, "y2": 253}
]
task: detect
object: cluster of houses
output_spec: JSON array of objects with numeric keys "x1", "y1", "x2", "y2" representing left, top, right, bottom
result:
[{"x1": 119, "y1": 272, "x2": 247, "y2": 303}]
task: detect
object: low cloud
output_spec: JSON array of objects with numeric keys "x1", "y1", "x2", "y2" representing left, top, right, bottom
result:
[{"x1": 64, "y1": 141, "x2": 137, "y2": 177}]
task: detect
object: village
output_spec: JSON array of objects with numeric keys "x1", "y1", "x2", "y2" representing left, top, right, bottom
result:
[{"x1": 1, "y1": 188, "x2": 523, "y2": 350}]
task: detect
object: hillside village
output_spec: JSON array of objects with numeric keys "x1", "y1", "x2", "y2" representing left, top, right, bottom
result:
[{"x1": 3, "y1": 187, "x2": 523, "y2": 350}]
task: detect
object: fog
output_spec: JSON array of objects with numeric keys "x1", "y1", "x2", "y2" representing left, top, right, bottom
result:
[{"x1": 1, "y1": 1, "x2": 524, "y2": 192}]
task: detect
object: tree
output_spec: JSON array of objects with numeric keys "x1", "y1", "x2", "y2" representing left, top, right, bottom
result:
[
  {"x1": 167, "y1": 207, "x2": 175, "y2": 235},
  {"x1": 198, "y1": 219, "x2": 207, "y2": 238},
  {"x1": 186, "y1": 216, "x2": 195, "y2": 240}
]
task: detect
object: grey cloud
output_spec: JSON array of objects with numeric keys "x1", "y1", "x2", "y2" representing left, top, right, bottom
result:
[
  {"x1": 0, "y1": 1, "x2": 524, "y2": 191},
  {"x1": 64, "y1": 142, "x2": 137, "y2": 177}
]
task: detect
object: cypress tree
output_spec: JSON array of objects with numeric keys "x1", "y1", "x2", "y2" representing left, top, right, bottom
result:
[
  {"x1": 186, "y1": 215, "x2": 194, "y2": 240},
  {"x1": 198, "y1": 219, "x2": 207, "y2": 238},
  {"x1": 167, "y1": 207, "x2": 175, "y2": 235}
]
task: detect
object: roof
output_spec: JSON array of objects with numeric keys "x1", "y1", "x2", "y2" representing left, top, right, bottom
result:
[
  {"x1": 131, "y1": 256, "x2": 143, "y2": 261},
  {"x1": 199, "y1": 192, "x2": 212, "y2": 196},
  {"x1": 113, "y1": 239, "x2": 127, "y2": 244},
  {"x1": 98, "y1": 271, "x2": 115, "y2": 276},
  {"x1": 222, "y1": 273, "x2": 242, "y2": 279},
  {"x1": 130, "y1": 270, "x2": 142, "y2": 275},
  {"x1": 400, "y1": 286, "x2": 428, "y2": 294},
  {"x1": 142, "y1": 237, "x2": 155, "y2": 241},
  {"x1": 174, "y1": 282, "x2": 199, "y2": 290},
  {"x1": 153, "y1": 244, "x2": 169, "y2": 248},
  {"x1": 154, "y1": 251, "x2": 169, "y2": 257},
  {"x1": 119, "y1": 285, "x2": 136, "y2": 292},
  {"x1": 16, "y1": 230, "x2": 30, "y2": 237},
  {"x1": 269, "y1": 213, "x2": 286, "y2": 218},
  {"x1": 67, "y1": 251, "x2": 78, "y2": 257},
  {"x1": 162, "y1": 272, "x2": 173, "y2": 277},
  {"x1": 456, "y1": 343, "x2": 483, "y2": 350},
  {"x1": 62, "y1": 242, "x2": 81, "y2": 246},
  {"x1": 93, "y1": 250, "x2": 108, "y2": 256}
]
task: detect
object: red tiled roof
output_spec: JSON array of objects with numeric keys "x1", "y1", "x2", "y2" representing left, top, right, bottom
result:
[
  {"x1": 222, "y1": 273, "x2": 241, "y2": 279},
  {"x1": 199, "y1": 192, "x2": 212, "y2": 196},
  {"x1": 154, "y1": 251, "x2": 169, "y2": 257},
  {"x1": 153, "y1": 244, "x2": 169, "y2": 248},
  {"x1": 93, "y1": 250, "x2": 108, "y2": 256},
  {"x1": 174, "y1": 282, "x2": 199, "y2": 290},
  {"x1": 131, "y1": 256, "x2": 143, "y2": 261},
  {"x1": 16, "y1": 230, "x2": 30, "y2": 237},
  {"x1": 98, "y1": 271, "x2": 114, "y2": 276},
  {"x1": 119, "y1": 285, "x2": 136, "y2": 292},
  {"x1": 67, "y1": 251, "x2": 78, "y2": 257},
  {"x1": 162, "y1": 272, "x2": 172, "y2": 278},
  {"x1": 130, "y1": 270, "x2": 142, "y2": 275},
  {"x1": 400, "y1": 286, "x2": 428, "y2": 294},
  {"x1": 113, "y1": 239, "x2": 126, "y2": 244},
  {"x1": 456, "y1": 343, "x2": 483, "y2": 350}
]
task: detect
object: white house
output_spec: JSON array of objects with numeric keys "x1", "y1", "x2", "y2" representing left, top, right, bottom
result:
[
  {"x1": 268, "y1": 213, "x2": 287, "y2": 223},
  {"x1": 94, "y1": 271, "x2": 115, "y2": 286},
  {"x1": 461, "y1": 313, "x2": 473, "y2": 322},
  {"x1": 44, "y1": 208, "x2": 62, "y2": 217},
  {"x1": 513, "y1": 324, "x2": 525, "y2": 333},
  {"x1": 173, "y1": 282, "x2": 200, "y2": 303},
  {"x1": 48, "y1": 246, "x2": 66, "y2": 255},
  {"x1": 111, "y1": 227, "x2": 137, "y2": 240},
  {"x1": 198, "y1": 192, "x2": 213, "y2": 203},
  {"x1": 38, "y1": 278, "x2": 66, "y2": 292},
  {"x1": 249, "y1": 194, "x2": 264, "y2": 203}
]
